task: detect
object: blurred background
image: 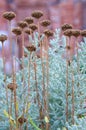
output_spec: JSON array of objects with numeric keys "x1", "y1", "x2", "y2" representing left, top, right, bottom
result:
[
  {"x1": 0, "y1": 0, "x2": 86, "y2": 73},
  {"x1": 0, "y1": 0, "x2": 86, "y2": 30}
]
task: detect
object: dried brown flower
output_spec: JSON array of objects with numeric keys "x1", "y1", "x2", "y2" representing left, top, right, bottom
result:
[
  {"x1": 25, "y1": 28, "x2": 33, "y2": 35},
  {"x1": 17, "y1": 21, "x2": 27, "y2": 29},
  {"x1": 7, "y1": 83, "x2": 17, "y2": 91},
  {"x1": 29, "y1": 24, "x2": 38, "y2": 31},
  {"x1": 18, "y1": 116, "x2": 27, "y2": 125},
  {"x1": 0, "y1": 34, "x2": 7, "y2": 43},
  {"x1": 26, "y1": 45, "x2": 36, "y2": 52},
  {"x1": 12, "y1": 27, "x2": 22, "y2": 35},
  {"x1": 71, "y1": 29, "x2": 80, "y2": 37},
  {"x1": 24, "y1": 17, "x2": 34, "y2": 24},
  {"x1": 61, "y1": 23, "x2": 72, "y2": 31},
  {"x1": 40, "y1": 20, "x2": 51, "y2": 27},
  {"x1": 44, "y1": 29, "x2": 53, "y2": 37},
  {"x1": 81, "y1": 30, "x2": 86, "y2": 37},
  {"x1": 31, "y1": 10, "x2": 43, "y2": 19},
  {"x1": 63, "y1": 29, "x2": 72, "y2": 37},
  {"x1": 3, "y1": 11, "x2": 16, "y2": 21},
  {"x1": 66, "y1": 45, "x2": 71, "y2": 50}
]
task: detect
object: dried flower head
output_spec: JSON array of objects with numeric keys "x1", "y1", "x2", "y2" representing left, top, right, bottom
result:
[
  {"x1": 81, "y1": 30, "x2": 86, "y2": 37},
  {"x1": 24, "y1": 17, "x2": 34, "y2": 24},
  {"x1": 29, "y1": 24, "x2": 38, "y2": 31},
  {"x1": 63, "y1": 29, "x2": 72, "y2": 37},
  {"x1": 3, "y1": 11, "x2": 16, "y2": 21},
  {"x1": 0, "y1": 34, "x2": 7, "y2": 43},
  {"x1": 18, "y1": 116, "x2": 27, "y2": 125},
  {"x1": 66, "y1": 45, "x2": 71, "y2": 50},
  {"x1": 31, "y1": 10, "x2": 43, "y2": 19},
  {"x1": 25, "y1": 28, "x2": 33, "y2": 35},
  {"x1": 71, "y1": 29, "x2": 80, "y2": 37},
  {"x1": 12, "y1": 27, "x2": 22, "y2": 35},
  {"x1": 44, "y1": 29, "x2": 53, "y2": 37},
  {"x1": 61, "y1": 23, "x2": 72, "y2": 31},
  {"x1": 7, "y1": 83, "x2": 17, "y2": 91},
  {"x1": 40, "y1": 20, "x2": 51, "y2": 27},
  {"x1": 17, "y1": 21, "x2": 27, "y2": 29},
  {"x1": 26, "y1": 45, "x2": 36, "y2": 52}
]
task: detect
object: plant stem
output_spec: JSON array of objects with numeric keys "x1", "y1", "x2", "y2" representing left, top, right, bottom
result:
[
  {"x1": 33, "y1": 56, "x2": 40, "y2": 108},
  {"x1": 65, "y1": 37, "x2": 69, "y2": 122},
  {"x1": 45, "y1": 36, "x2": 50, "y2": 130},
  {"x1": 71, "y1": 62, "x2": 75, "y2": 124},
  {"x1": 21, "y1": 30, "x2": 25, "y2": 125},
  {"x1": 26, "y1": 52, "x2": 31, "y2": 130},
  {"x1": 39, "y1": 41, "x2": 45, "y2": 129},
  {"x1": 66, "y1": 60, "x2": 69, "y2": 122},
  {"x1": 13, "y1": 56, "x2": 18, "y2": 128},
  {"x1": 2, "y1": 42, "x2": 9, "y2": 113}
]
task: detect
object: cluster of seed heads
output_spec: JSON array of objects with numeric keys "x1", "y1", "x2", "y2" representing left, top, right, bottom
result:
[
  {"x1": 12, "y1": 27, "x2": 22, "y2": 36},
  {"x1": 25, "y1": 28, "x2": 33, "y2": 35},
  {"x1": 81, "y1": 30, "x2": 86, "y2": 37},
  {"x1": 0, "y1": 34, "x2": 7, "y2": 43},
  {"x1": 44, "y1": 29, "x2": 53, "y2": 37},
  {"x1": 2, "y1": 11, "x2": 16, "y2": 21},
  {"x1": 31, "y1": 10, "x2": 43, "y2": 19},
  {"x1": 40, "y1": 20, "x2": 51, "y2": 27},
  {"x1": 29, "y1": 23, "x2": 38, "y2": 31},
  {"x1": 17, "y1": 21, "x2": 27, "y2": 29},
  {"x1": 18, "y1": 116, "x2": 27, "y2": 125},
  {"x1": 61, "y1": 24, "x2": 72, "y2": 31},
  {"x1": 24, "y1": 17, "x2": 34, "y2": 25},
  {"x1": 26, "y1": 45, "x2": 36, "y2": 52},
  {"x1": 62, "y1": 23, "x2": 86, "y2": 38}
]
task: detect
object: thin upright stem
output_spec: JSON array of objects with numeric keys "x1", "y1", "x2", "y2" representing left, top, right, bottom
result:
[
  {"x1": 45, "y1": 36, "x2": 50, "y2": 130},
  {"x1": 13, "y1": 56, "x2": 18, "y2": 128},
  {"x1": 71, "y1": 62, "x2": 75, "y2": 124},
  {"x1": 21, "y1": 30, "x2": 25, "y2": 126},
  {"x1": 33, "y1": 55, "x2": 40, "y2": 108},
  {"x1": 66, "y1": 60, "x2": 69, "y2": 122},
  {"x1": 8, "y1": 21, "x2": 14, "y2": 76},
  {"x1": 76, "y1": 38, "x2": 80, "y2": 87},
  {"x1": 26, "y1": 52, "x2": 31, "y2": 130},
  {"x1": 65, "y1": 37, "x2": 69, "y2": 122},
  {"x1": 2, "y1": 42, "x2": 9, "y2": 113}
]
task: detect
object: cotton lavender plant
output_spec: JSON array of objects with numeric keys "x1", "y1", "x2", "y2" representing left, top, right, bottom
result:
[{"x1": 0, "y1": 10, "x2": 86, "y2": 130}]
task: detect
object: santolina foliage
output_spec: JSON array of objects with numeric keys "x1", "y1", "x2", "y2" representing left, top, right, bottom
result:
[{"x1": 0, "y1": 29, "x2": 86, "y2": 130}]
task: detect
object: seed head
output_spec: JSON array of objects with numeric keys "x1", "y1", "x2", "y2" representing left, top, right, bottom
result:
[
  {"x1": 81, "y1": 30, "x2": 86, "y2": 37},
  {"x1": 31, "y1": 10, "x2": 43, "y2": 19},
  {"x1": 61, "y1": 23, "x2": 72, "y2": 31},
  {"x1": 3, "y1": 11, "x2": 16, "y2": 21},
  {"x1": 17, "y1": 21, "x2": 27, "y2": 29},
  {"x1": 0, "y1": 34, "x2": 7, "y2": 43},
  {"x1": 25, "y1": 28, "x2": 33, "y2": 35},
  {"x1": 66, "y1": 45, "x2": 71, "y2": 50},
  {"x1": 71, "y1": 29, "x2": 80, "y2": 37},
  {"x1": 24, "y1": 17, "x2": 34, "y2": 25},
  {"x1": 26, "y1": 45, "x2": 36, "y2": 52},
  {"x1": 7, "y1": 83, "x2": 17, "y2": 91},
  {"x1": 18, "y1": 116, "x2": 27, "y2": 125},
  {"x1": 40, "y1": 20, "x2": 51, "y2": 27},
  {"x1": 29, "y1": 24, "x2": 38, "y2": 31},
  {"x1": 63, "y1": 29, "x2": 72, "y2": 37},
  {"x1": 44, "y1": 29, "x2": 53, "y2": 37},
  {"x1": 12, "y1": 27, "x2": 22, "y2": 35}
]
